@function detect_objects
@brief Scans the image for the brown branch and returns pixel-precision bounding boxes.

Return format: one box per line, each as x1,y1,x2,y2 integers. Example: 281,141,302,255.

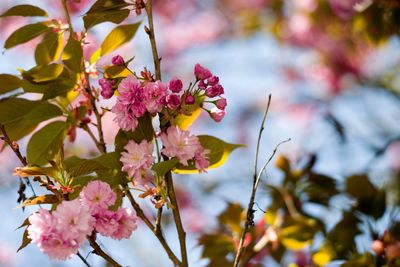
144,0,188,264
144,0,161,81
81,124,105,154
124,188,183,266
164,170,188,266
88,235,122,267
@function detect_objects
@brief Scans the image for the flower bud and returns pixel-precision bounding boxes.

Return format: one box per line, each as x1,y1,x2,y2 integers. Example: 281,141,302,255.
169,77,183,93
166,94,181,110
215,98,227,110
112,55,125,66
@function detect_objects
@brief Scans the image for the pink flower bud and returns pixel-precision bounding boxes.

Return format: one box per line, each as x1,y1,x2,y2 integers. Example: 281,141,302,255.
166,94,181,110
210,108,225,122
208,76,219,86
198,79,207,90
169,77,183,93
99,78,114,99
215,98,227,110
185,94,195,105
112,55,125,66
194,63,212,80
205,84,224,98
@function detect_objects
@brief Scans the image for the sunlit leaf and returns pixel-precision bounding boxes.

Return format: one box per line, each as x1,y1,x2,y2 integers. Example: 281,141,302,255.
100,23,141,56
174,135,244,174
83,0,130,29
17,228,31,252
4,22,49,49
27,121,68,165
62,37,82,73
217,202,244,234
35,32,64,65
1,4,47,17
312,243,336,266
104,64,131,78
173,95,205,130
0,74,21,94
21,194,58,207
31,63,64,83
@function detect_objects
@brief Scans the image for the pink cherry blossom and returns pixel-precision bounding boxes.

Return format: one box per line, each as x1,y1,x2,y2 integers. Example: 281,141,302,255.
144,81,168,113
194,149,210,172
93,209,121,237
161,126,206,166
53,199,94,242
208,76,219,86
120,140,154,179
194,63,212,80
79,180,117,214
112,101,139,131
110,207,138,240
28,209,80,260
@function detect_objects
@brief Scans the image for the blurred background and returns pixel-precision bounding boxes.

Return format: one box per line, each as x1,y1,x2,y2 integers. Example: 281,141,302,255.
0,0,399,266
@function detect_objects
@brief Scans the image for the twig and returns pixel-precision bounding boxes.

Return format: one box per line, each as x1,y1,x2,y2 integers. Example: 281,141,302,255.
155,206,163,235
232,94,271,266
0,123,35,203
81,124,104,154
232,94,290,267
144,0,161,81
124,188,183,266
77,251,91,267
88,235,122,267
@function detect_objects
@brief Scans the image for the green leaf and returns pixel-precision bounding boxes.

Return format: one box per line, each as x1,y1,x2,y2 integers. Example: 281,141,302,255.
152,158,179,177
27,121,68,165
346,175,376,199
340,253,375,267
83,0,131,29
17,228,31,252
31,63,64,83
14,165,58,178
104,64,131,78
280,217,321,250
174,135,244,174
4,22,49,49
1,4,48,17
115,113,154,152
198,233,235,260
21,194,58,207
67,159,108,177
0,74,21,94
35,32,64,65
312,243,336,266
93,152,122,170
22,103,63,125
62,37,83,73
100,23,141,56
0,98,38,140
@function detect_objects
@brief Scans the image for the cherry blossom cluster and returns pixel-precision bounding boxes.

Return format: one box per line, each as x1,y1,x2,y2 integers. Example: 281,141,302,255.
27,181,137,260
99,59,227,129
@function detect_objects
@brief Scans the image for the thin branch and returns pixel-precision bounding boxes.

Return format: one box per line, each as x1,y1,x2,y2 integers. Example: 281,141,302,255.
164,171,188,267
233,94,290,267
232,94,271,266
81,124,104,154
88,235,122,267
144,0,188,265
144,0,161,80
77,251,91,267
124,188,183,266
155,206,163,235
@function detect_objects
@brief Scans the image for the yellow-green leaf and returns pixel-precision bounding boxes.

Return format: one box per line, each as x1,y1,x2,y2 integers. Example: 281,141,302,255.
27,121,68,165
31,63,64,83
152,158,180,177
21,194,58,207
312,243,336,266
174,135,244,174
62,37,83,73
35,32,64,65
83,0,131,29
104,65,131,78
4,22,49,49
100,23,141,56
1,4,48,17
174,107,203,131
0,74,21,94
17,228,31,252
